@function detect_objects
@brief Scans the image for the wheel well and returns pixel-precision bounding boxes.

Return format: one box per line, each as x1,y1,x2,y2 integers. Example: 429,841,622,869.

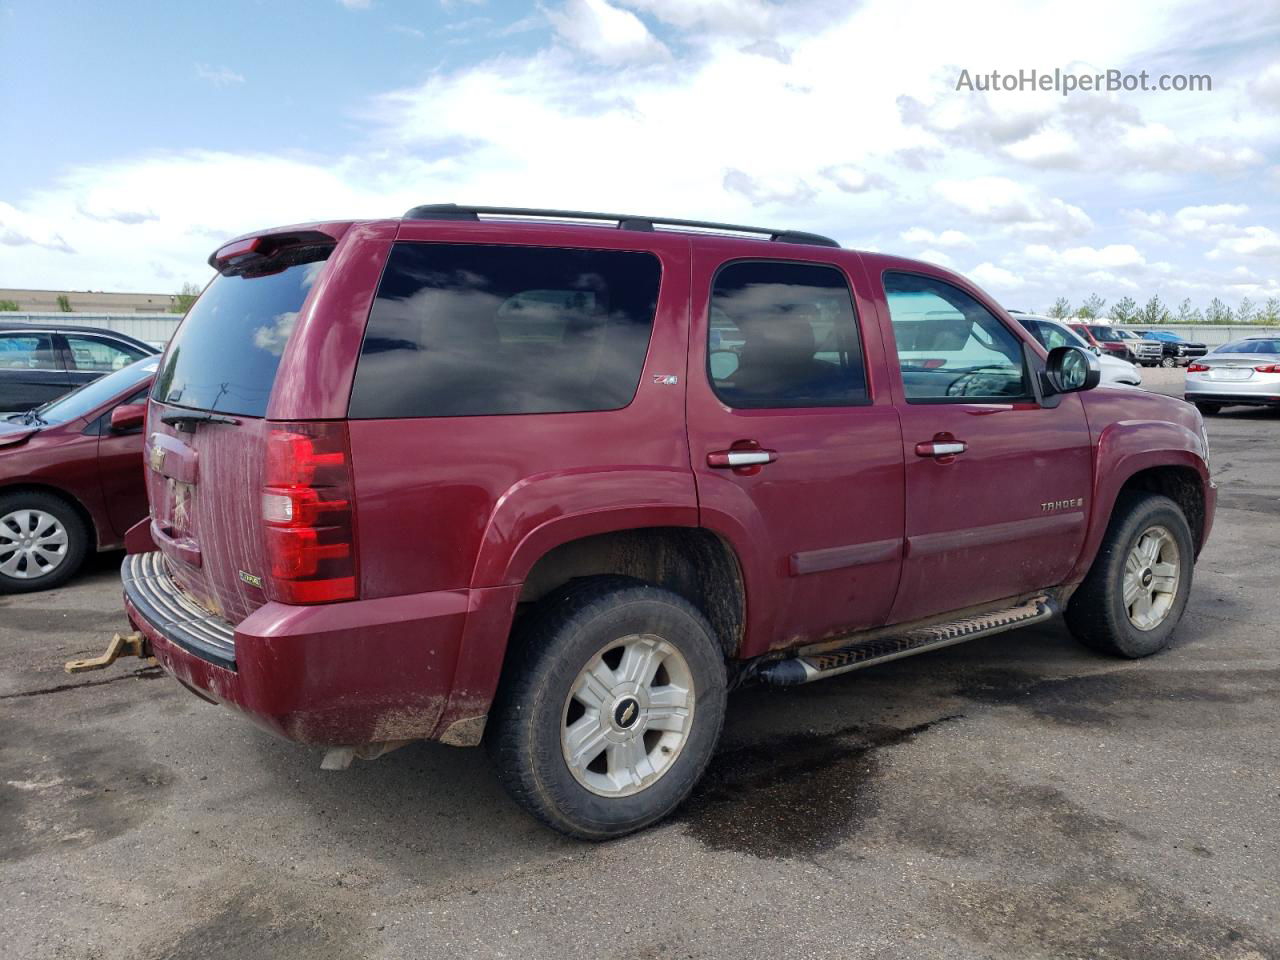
1119,467,1206,552
519,527,746,658
0,482,98,548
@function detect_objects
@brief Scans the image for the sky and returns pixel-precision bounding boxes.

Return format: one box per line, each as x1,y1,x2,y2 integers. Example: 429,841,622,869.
1,0,1277,315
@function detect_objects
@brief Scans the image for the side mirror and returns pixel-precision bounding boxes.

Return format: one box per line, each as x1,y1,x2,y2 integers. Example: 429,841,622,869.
1043,345,1101,395
109,403,146,433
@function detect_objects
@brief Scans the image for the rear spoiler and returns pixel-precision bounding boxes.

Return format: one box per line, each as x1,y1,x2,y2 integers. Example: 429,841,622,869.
208,229,337,276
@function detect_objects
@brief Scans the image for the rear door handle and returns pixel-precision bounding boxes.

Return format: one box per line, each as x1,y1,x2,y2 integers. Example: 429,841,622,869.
915,440,967,458
707,448,777,468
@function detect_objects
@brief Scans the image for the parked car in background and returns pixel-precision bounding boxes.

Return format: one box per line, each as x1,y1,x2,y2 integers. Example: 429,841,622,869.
1013,315,1142,387
1136,330,1208,367
0,356,157,592
1184,336,1280,415
1069,323,1162,366
0,321,158,413
108,205,1213,839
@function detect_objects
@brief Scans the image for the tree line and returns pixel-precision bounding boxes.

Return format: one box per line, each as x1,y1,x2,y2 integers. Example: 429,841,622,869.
1043,294,1280,326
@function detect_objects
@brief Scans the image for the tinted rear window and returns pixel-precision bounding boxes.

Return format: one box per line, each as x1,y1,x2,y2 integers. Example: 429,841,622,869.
348,243,661,418
152,246,331,416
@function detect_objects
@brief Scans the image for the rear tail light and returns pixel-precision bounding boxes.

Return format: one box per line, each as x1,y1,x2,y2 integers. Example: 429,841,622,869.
1254,363,1280,373
262,422,357,604
1187,363,1209,372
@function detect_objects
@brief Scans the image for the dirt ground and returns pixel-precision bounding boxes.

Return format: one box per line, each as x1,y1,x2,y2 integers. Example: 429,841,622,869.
2,370,1277,959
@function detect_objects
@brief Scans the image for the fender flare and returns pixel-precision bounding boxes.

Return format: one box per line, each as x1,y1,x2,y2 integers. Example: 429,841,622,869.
1067,419,1210,583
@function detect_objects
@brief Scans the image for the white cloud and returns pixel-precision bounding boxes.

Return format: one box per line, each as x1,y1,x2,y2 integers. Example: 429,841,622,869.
1209,226,1280,261
900,227,973,249
545,0,669,64
1249,61,1280,109
933,177,1092,237
1026,243,1146,271
195,64,245,87
0,201,74,254
970,262,1024,290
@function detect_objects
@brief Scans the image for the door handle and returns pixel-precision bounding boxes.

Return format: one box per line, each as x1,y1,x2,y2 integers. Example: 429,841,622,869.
707,448,777,468
915,440,967,458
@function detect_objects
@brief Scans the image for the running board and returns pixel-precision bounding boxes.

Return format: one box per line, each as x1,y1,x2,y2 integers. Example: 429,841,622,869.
758,595,1056,686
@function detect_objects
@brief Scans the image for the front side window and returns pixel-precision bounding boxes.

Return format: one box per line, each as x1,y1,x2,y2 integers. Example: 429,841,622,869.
708,260,867,409
884,273,1028,401
0,333,59,371
349,243,661,418
65,335,144,372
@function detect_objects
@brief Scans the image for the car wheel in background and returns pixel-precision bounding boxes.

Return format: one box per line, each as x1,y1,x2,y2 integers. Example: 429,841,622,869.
487,576,727,839
1160,356,1176,368
1065,492,1194,659
1193,402,1221,416
0,491,90,593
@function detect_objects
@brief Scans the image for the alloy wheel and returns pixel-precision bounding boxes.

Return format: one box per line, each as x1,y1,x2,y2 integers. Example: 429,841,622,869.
1122,525,1180,631
561,634,695,798
0,508,70,580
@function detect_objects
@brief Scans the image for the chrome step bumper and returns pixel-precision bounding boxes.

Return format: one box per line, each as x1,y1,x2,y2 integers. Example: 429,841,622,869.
122,551,237,670
759,595,1056,686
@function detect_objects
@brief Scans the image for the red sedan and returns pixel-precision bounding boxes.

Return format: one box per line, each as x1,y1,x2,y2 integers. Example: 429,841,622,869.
0,356,157,592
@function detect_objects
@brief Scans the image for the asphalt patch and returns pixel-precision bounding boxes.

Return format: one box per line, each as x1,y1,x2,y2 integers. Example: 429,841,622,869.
679,715,962,859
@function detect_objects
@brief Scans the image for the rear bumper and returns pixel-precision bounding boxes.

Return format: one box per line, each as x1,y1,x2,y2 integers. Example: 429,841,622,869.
124,551,518,746
1184,376,1280,404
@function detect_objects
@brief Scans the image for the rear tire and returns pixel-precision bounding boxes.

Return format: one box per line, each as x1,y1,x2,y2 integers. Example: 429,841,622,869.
487,576,727,839
1193,402,1221,416
0,491,90,594
1065,492,1194,658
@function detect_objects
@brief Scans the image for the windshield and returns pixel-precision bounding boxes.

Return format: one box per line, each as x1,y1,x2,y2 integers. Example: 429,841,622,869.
1215,339,1280,354
30,356,159,424
1028,319,1090,351
152,244,332,416
1087,325,1123,342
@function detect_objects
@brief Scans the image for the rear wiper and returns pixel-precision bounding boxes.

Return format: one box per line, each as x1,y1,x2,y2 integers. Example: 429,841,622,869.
160,410,240,428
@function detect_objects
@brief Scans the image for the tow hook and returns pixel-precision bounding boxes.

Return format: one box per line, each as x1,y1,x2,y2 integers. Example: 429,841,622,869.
64,632,153,674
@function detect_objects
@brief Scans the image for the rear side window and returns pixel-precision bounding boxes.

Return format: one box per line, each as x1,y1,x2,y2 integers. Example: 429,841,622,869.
152,245,332,417
708,260,867,409
65,335,144,372
348,243,661,418
0,333,58,370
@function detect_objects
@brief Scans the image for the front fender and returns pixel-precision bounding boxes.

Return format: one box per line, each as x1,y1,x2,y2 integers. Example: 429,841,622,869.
1068,418,1212,583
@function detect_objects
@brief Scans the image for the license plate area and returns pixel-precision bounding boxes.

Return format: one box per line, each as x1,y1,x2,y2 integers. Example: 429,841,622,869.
1210,368,1253,381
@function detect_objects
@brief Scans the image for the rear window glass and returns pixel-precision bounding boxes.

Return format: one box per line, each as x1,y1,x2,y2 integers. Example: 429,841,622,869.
348,243,661,418
151,246,331,416
1216,339,1279,354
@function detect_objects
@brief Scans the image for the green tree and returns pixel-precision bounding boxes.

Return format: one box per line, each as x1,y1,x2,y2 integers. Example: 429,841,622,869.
1110,296,1137,323
56,294,73,312
1047,296,1072,319
1075,293,1106,319
1260,297,1280,325
1138,295,1169,327
0,299,20,311
1175,298,1202,324
1236,297,1256,324
171,281,202,314
1204,297,1233,324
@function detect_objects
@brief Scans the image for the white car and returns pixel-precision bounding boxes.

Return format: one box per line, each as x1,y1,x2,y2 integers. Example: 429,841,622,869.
1012,314,1142,387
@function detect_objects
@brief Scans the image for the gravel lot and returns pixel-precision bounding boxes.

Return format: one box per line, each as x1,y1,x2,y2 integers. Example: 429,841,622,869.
3,369,1277,960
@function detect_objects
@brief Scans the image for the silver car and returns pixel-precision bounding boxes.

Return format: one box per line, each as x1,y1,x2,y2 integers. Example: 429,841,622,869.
1184,336,1280,414
1013,315,1143,387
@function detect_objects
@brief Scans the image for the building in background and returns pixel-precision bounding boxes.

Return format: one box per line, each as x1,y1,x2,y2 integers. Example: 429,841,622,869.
0,287,182,313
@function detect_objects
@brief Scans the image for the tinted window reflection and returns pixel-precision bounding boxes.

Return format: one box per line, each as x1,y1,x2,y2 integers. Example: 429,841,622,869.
152,248,331,417
709,261,867,409
349,243,661,418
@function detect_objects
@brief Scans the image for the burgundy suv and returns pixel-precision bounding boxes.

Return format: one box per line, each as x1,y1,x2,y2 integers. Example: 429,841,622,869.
118,205,1214,838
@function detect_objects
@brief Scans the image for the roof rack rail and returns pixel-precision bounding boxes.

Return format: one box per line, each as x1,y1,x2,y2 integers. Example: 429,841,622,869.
401,203,840,248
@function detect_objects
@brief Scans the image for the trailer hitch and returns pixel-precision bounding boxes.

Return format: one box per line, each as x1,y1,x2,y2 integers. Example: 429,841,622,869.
65,632,153,674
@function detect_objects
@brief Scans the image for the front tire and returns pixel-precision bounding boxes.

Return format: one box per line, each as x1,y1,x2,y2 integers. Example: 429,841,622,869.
1065,492,1194,658
1160,356,1176,368
0,491,90,593
487,577,727,839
